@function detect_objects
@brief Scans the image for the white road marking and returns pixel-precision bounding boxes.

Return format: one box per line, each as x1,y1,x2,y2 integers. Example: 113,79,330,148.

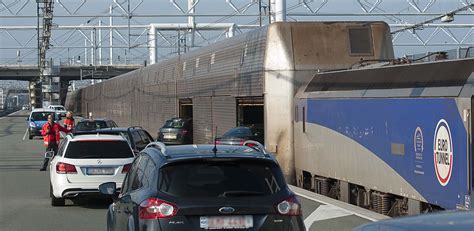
304,204,352,229
290,185,388,222
22,128,28,140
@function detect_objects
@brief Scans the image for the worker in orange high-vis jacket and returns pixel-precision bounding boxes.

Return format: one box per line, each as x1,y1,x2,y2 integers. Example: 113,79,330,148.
40,114,71,171
63,111,75,131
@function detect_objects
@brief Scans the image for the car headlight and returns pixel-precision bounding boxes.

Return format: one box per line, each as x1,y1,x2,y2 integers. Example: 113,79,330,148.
29,122,36,127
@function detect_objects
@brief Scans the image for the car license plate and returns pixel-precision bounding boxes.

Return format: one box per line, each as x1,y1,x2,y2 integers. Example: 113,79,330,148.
164,133,177,139
86,167,114,175
200,215,253,229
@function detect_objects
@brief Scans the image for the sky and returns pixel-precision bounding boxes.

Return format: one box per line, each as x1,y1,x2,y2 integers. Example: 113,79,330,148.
0,0,472,65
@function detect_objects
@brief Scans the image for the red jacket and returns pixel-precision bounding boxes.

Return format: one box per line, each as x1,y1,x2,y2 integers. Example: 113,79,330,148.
41,122,70,147
64,117,75,130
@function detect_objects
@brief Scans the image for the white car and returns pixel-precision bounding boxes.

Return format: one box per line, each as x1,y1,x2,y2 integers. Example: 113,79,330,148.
48,133,135,206
48,105,67,117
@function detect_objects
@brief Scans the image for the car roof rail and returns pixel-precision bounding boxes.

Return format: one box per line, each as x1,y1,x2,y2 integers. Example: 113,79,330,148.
145,141,169,159
242,140,271,158
127,126,143,132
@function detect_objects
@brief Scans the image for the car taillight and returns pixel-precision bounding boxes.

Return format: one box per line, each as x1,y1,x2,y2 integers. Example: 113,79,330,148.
181,129,188,135
139,198,178,219
122,164,131,173
240,140,255,147
56,162,77,174
215,140,222,144
276,196,301,216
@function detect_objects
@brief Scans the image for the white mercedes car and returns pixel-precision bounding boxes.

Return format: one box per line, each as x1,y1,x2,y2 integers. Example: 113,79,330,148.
47,133,135,206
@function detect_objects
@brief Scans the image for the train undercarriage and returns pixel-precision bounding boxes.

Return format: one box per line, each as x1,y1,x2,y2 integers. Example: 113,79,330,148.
296,170,443,217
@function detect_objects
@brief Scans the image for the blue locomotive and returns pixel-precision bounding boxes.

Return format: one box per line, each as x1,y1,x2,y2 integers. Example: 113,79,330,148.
294,58,474,215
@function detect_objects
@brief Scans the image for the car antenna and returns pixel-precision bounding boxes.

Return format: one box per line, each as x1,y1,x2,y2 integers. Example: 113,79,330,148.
212,126,218,157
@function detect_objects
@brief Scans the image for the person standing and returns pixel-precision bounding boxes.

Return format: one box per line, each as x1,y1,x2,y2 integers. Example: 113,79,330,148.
63,111,75,131
40,114,71,171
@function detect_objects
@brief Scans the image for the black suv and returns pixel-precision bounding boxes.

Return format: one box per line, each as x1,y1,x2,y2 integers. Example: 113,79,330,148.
157,118,193,145
99,142,304,231
95,127,154,152
74,118,118,132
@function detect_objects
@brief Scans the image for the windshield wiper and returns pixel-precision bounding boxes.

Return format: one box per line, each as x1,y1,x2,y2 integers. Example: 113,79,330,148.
219,191,265,197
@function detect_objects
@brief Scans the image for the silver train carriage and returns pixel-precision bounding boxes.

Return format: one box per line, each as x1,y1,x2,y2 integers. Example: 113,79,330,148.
66,21,395,181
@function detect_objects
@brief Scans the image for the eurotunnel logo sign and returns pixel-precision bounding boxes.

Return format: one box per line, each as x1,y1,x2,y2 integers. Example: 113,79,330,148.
414,127,423,153
433,119,453,186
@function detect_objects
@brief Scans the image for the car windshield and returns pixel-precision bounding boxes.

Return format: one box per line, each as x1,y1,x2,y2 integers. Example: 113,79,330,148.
65,140,133,159
222,127,253,138
31,112,54,121
55,106,65,110
158,160,285,198
75,121,108,131
163,119,185,128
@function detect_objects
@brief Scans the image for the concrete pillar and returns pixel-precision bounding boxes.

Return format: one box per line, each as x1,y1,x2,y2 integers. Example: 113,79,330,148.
272,0,286,22
99,20,102,66
148,24,157,65
91,30,95,66
109,5,113,65
188,0,196,48
227,24,236,38
84,39,88,65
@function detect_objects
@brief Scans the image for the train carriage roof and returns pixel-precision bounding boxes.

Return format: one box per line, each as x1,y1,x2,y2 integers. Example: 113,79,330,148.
298,58,474,99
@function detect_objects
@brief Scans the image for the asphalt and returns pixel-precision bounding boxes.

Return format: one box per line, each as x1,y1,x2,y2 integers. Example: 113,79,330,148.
0,110,110,230
0,110,387,231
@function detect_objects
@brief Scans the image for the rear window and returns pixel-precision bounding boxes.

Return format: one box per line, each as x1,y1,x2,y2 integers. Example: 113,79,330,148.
158,160,285,198
65,140,133,159
31,112,55,121
222,127,253,138
163,119,185,128
76,121,108,131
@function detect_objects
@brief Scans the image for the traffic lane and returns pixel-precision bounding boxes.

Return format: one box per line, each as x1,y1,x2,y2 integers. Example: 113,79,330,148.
1,110,383,231
291,186,388,231
0,111,108,230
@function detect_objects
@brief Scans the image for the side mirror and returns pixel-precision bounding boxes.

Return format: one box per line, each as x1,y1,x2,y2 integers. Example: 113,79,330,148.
133,149,140,155
44,151,55,158
99,182,117,197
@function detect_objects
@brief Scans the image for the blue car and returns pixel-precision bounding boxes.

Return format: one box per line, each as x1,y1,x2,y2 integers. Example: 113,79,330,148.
354,210,474,231
26,108,61,140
